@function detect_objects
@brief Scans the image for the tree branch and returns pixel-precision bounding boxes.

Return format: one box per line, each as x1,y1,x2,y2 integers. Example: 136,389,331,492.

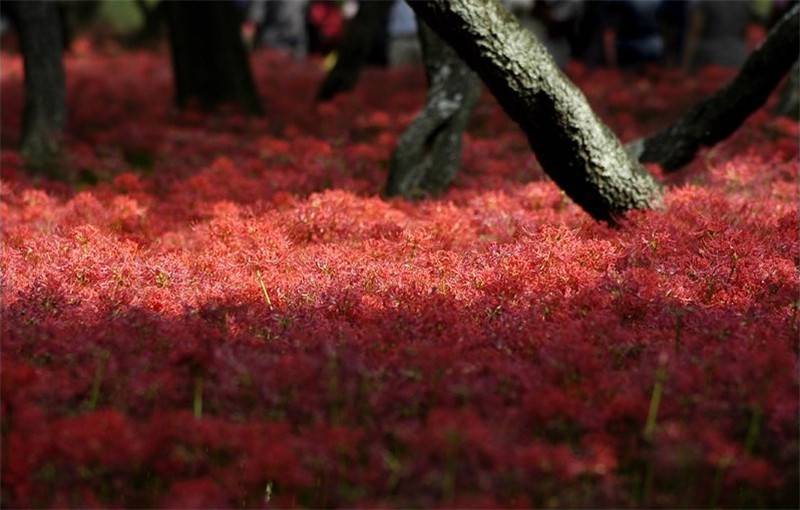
636,4,799,171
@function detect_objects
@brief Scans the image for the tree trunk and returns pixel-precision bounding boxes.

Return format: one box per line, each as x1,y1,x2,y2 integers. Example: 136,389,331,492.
407,0,662,223
164,0,262,114
774,61,799,119
385,21,481,198
316,1,393,102
634,4,799,171
128,0,165,47
60,1,101,50
15,1,67,175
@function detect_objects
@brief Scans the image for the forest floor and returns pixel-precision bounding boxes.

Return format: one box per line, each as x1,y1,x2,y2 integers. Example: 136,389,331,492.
1,47,798,508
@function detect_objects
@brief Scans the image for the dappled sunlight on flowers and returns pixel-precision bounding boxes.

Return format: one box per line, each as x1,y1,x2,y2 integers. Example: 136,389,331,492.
1,46,797,507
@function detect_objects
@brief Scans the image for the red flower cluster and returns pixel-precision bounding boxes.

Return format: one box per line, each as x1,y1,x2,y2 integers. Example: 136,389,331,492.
1,45,797,508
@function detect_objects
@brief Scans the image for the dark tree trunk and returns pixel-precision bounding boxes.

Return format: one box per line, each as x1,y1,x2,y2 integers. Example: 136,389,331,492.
164,0,262,114
386,21,480,198
634,4,799,171
407,0,662,223
316,1,393,102
775,61,799,119
14,1,67,175
129,0,165,46
60,1,101,50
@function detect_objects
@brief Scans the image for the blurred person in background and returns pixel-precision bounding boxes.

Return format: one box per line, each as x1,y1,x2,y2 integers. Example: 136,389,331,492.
387,0,420,66
529,0,584,68
602,0,665,70
572,0,665,70
251,0,309,57
571,0,608,66
682,0,755,70
657,0,689,67
306,0,345,57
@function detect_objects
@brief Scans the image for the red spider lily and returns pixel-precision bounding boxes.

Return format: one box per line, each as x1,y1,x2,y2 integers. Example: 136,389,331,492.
1,43,797,508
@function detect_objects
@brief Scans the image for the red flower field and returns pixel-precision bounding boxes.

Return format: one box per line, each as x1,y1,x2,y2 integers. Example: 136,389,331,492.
1,46,798,508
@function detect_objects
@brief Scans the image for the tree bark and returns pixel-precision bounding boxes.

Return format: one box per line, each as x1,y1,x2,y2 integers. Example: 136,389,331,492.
385,21,481,198
634,4,799,171
164,0,262,114
15,1,67,175
407,0,662,223
316,1,393,102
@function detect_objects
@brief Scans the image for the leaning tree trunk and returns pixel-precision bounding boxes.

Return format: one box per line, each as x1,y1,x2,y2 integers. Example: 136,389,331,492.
774,61,799,119
316,1,393,102
385,21,481,198
634,4,799,171
15,1,67,175
164,0,262,114
407,0,662,223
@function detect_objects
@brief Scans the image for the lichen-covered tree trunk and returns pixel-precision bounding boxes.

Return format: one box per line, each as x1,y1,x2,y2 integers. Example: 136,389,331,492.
385,21,480,198
15,1,67,175
165,1,262,114
774,61,799,119
407,0,662,223
634,4,799,170
316,1,393,102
